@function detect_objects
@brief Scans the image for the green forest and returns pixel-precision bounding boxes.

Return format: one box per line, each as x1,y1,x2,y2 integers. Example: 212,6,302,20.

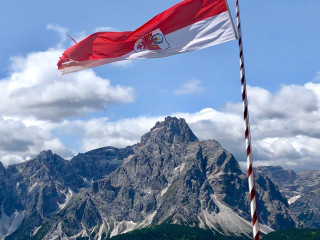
108,225,320,240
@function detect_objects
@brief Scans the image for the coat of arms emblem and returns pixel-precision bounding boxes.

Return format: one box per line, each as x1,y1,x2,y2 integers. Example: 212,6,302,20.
134,28,170,52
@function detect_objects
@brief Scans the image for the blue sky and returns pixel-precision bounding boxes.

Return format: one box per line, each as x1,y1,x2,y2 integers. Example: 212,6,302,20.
0,0,320,171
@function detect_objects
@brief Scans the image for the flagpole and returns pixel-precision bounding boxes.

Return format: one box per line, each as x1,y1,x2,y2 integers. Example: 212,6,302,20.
235,0,261,239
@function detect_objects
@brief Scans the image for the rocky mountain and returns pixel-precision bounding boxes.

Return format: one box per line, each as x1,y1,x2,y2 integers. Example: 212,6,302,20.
256,166,320,229
70,146,134,181
4,117,316,239
1,147,131,240
18,117,297,240
290,190,320,229
1,151,85,240
255,166,297,199
255,166,320,200
0,162,24,240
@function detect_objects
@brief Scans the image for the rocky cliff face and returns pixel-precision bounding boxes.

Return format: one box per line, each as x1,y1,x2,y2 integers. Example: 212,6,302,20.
290,190,320,229
26,117,298,240
2,151,86,240
289,171,320,229
255,166,320,200
255,166,320,229
70,146,134,181
0,162,25,240
255,176,301,229
1,147,131,240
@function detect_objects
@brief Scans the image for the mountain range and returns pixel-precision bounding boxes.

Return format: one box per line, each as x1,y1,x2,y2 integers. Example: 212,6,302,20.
255,166,320,229
0,117,318,240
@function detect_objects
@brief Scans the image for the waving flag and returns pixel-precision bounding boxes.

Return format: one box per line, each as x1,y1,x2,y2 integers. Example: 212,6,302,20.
58,0,236,74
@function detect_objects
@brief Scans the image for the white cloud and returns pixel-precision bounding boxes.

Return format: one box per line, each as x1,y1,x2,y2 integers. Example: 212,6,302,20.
3,79,320,171
0,117,72,167
61,116,164,152
0,48,135,122
56,108,243,163
0,23,136,166
56,81,320,171
174,79,204,95
223,82,320,170
47,24,69,48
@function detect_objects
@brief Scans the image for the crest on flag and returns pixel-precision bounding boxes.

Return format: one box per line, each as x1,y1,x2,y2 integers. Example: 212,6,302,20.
134,28,170,52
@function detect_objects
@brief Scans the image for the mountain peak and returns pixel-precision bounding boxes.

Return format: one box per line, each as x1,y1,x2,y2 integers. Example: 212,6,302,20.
38,150,54,159
0,161,5,176
141,117,198,145
255,166,297,186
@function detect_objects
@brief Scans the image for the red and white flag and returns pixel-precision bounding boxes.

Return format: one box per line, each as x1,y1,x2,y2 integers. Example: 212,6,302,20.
58,0,236,74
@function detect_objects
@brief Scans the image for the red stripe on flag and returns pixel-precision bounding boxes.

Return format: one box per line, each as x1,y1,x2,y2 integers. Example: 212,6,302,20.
139,0,228,36
60,31,133,63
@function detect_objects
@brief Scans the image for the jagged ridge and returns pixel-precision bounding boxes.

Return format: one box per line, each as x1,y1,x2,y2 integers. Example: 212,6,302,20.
1,117,302,240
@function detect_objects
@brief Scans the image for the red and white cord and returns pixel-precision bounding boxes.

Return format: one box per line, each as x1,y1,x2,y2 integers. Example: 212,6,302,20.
236,0,260,239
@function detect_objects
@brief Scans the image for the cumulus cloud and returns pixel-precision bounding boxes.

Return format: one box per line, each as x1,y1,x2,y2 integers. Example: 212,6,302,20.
0,117,72,167
60,116,164,152
54,82,320,171
0,49,135,122
0,23,136,165
2,81,320,171
174,79,204,95
224,83,320,170
55,109,243,155
54,108,247,167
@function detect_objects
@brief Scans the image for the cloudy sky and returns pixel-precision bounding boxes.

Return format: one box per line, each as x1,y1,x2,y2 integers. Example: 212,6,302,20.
0,0,319,171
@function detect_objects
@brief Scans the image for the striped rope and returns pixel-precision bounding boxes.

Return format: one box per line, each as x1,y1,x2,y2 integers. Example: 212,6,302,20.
235,0,260,239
